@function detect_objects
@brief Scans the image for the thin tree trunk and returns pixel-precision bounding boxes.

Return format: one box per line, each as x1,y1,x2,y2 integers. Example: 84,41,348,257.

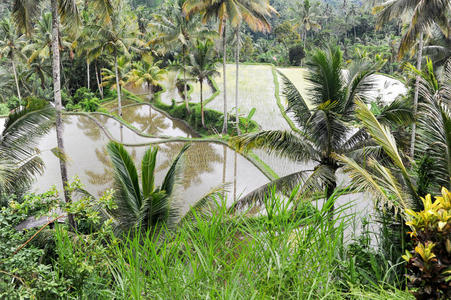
200,79,205,128
235,25,241,135
326,180,337,222
222,19,228,134
51,0,76,231
114,54,122,117
11,58,21,100
410,32,424,158
95,63,103,99
222,144,227,198
86,60,90,90
183,44,190,113
233,149,237,202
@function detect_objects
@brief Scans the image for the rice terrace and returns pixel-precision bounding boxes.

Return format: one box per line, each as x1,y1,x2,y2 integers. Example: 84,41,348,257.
0,0,450,299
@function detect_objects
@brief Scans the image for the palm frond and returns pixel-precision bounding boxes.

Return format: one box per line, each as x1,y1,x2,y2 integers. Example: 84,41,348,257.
160,143,190,196
278,70,311,127
355,100,419,201
231,130,318,163
230,170,313,212
141,147,158,199
107,142,142,218
377,98,414,126
179,184,226,224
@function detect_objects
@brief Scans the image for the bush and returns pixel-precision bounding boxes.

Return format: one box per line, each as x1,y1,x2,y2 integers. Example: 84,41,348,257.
288,44,305,66
6,96,26,110
65,88,100,112
402,188,451,299
0,190,70,298
0,103,9,115
163,103,259,136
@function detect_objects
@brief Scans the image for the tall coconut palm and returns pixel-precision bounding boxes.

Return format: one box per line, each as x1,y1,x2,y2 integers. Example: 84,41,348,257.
89,2,144,117
0,16,26,100
107,142,221,233
150,0,216,114
12,0,113,230
127,55,166,100
291,0,321,49
232,46,382,213
101,55,131,103
189,39,220,128
183,0,276,134
0,100,55,201
373,0,451,158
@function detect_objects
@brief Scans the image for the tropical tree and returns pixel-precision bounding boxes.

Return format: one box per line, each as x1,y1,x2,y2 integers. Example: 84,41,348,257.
291,0,321,49
151,0,216,114
232,46,382,213
338,59,451,213
0,16,26,100
12,0,113,230
106,142,220,233
373,0,451,158
183,0,276,134
88,0,144,117
423,24,451,70
127,55,166,99
0,100,55,202
189,39,219,128
101,55,131,103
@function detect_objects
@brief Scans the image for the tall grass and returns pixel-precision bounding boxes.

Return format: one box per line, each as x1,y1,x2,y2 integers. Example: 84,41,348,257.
104,192,412,299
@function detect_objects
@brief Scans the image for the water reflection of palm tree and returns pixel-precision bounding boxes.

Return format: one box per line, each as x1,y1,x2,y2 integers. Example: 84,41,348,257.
85,146,138,196
121,105,170,136
76,116,102,141
157,142,223,189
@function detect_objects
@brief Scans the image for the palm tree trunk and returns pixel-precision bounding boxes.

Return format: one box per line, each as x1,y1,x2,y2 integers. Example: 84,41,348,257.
86,59,90,90
114,53,122,117
410,32,424,158
222,19,228,134
233,149,237,202
200,80,205,128
235,25,241,135
51,0,76,231
11,58,21,100
222,144,227,198
95,63,103,99
183,45,190,114
326,180,337,222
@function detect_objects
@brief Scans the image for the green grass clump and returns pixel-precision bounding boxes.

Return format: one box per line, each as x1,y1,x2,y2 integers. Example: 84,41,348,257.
105,193,408,299
2,188,412,299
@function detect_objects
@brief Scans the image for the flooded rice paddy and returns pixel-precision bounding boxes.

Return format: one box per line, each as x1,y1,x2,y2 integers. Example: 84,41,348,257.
12,64,406,216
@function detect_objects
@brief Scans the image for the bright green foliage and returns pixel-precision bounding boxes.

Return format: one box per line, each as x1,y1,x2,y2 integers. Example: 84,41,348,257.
403,188,451,299
232,46,381,210
0,101,55,199
127,56,166,96
106,141,190,233
66,87,101,112
189,39,219,127
0,190,70,298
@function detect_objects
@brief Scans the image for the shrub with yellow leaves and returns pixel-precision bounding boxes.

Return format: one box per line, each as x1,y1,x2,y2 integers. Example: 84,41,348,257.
402,187,451,299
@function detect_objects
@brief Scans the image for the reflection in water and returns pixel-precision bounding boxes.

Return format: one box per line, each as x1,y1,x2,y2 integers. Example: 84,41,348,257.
31,114,269,211
155,142,223,189
90,114,156,144
120,104,195,137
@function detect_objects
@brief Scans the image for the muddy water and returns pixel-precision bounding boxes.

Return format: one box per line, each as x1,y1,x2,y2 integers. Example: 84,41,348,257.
119,104,195,138
24,114,268,211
